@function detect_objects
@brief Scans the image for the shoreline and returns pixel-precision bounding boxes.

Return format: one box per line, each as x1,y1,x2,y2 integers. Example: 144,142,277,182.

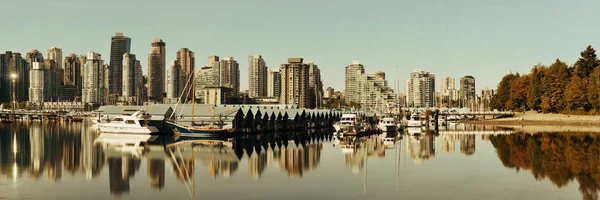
464,111,600,129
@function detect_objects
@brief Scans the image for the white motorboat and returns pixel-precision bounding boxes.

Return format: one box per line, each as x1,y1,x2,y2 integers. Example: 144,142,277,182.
407,113,422,127
96,111,159,134
378,117,398,132
337,113,364,135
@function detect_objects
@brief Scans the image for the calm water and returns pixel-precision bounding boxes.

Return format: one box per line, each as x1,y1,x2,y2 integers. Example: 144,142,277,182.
0,121,597,200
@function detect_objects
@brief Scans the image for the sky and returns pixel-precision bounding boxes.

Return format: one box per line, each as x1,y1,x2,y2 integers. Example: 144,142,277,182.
1,0,600,94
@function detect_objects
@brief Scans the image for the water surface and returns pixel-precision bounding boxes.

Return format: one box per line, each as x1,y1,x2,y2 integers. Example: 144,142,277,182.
0,121,596,200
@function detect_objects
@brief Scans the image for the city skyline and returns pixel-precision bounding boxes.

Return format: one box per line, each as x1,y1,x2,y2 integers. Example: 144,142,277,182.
3,1,600,91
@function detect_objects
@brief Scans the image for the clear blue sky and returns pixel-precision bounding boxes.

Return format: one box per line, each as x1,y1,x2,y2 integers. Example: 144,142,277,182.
1,0,599,93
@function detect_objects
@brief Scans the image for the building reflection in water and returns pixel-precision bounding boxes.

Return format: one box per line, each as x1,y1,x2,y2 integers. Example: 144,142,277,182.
333,134,387,173
0,121,104,182
406,134,435,164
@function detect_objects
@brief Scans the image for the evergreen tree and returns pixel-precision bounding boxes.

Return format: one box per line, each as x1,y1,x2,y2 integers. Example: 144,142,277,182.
564,75,589,111
491,73,518,110
507,75,530,111
587,67,600,111
540,59,570,113
526,64,545,110
574,45,600,78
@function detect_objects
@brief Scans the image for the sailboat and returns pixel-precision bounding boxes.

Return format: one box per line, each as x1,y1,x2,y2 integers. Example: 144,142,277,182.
167,71,229,138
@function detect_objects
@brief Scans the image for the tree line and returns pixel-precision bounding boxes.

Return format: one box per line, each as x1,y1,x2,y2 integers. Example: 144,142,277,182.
491,45,600,114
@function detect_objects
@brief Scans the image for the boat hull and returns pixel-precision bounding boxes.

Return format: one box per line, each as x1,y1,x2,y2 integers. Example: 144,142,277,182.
97,125,159,134
169,122,228,138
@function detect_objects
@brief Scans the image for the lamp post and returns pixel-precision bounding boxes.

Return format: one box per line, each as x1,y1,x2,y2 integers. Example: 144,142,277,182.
10,73,17,122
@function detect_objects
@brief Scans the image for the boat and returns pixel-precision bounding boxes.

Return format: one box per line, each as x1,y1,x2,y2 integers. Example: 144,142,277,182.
407,113,422,127
378,117,398,132
337,113,364,135
167,72,229,138
96,111,159,134
168,121,229,138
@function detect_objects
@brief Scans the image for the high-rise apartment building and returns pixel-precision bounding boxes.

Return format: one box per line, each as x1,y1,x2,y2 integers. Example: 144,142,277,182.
196,65,220,103
82,52,108,105
176,48,195,101
0,51,29,102
307,61,323,108
64,54,81,86
25,49,44,64
108,33,131,96
267,69,281,98
219,57,239,98
343,61,398,112
208,55,219,68
148,39,166,102
45,47,63,69
344,60,365,104
167,61,186,100
29,62,57,103
460,76,476,107
280,58,310,108
324,87,334,98
122,53,139,101
248,55,267,98
440,76,458,107
407,69,435,108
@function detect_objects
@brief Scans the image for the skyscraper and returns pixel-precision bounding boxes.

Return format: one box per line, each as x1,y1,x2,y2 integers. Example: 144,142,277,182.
196,65,220,103
280,58,310,108
460,75,476,108
148,39,165,102
134,60,144,105
219,57,239,98
29,62,57,103
307,61,323,108
45,47,63,69
122,53,138,101
108,33,131,96
25,49,44,65
82,52,108,105
248,55,267,98
176,48,195,101
407,70,435,108
440,76,458,108
0,51,29,102
344,60,365,104
46,47,64,88
167,61,186,100
267,69,281,98
44,59,61,98
343,61,397,112
64,54,81,86
208,55,219,67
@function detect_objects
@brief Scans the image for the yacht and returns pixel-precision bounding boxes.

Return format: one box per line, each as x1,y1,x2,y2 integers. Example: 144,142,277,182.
407,113,422,127
378,117,398,132
96,111,159,134
336,113,364,135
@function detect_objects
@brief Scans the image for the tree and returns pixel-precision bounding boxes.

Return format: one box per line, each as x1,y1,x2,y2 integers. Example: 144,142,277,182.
540,59,570,113
564,75,589,111
507,75,530,111
527,64,545,110
587,67,600,111
491,73,518,110
574,45,600,78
